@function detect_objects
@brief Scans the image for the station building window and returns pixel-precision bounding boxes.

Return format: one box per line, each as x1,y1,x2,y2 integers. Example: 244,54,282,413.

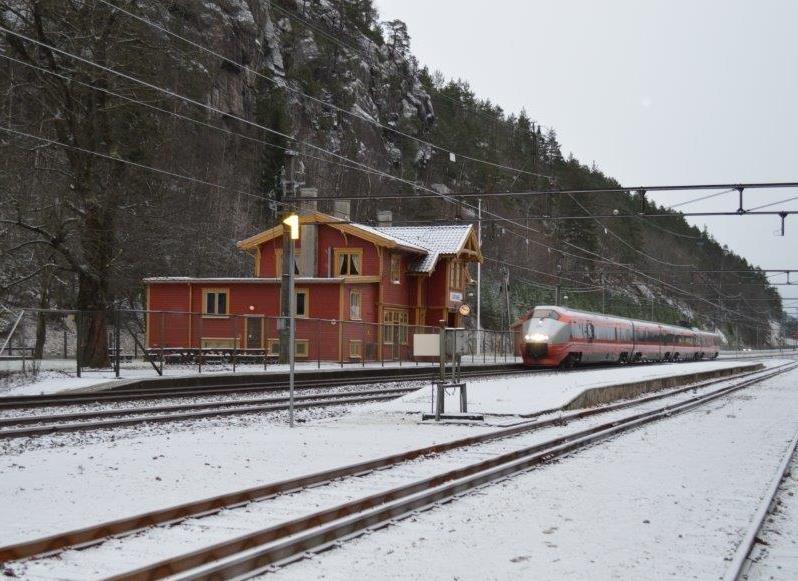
350,290,362,320
266,339,309,357
390,254,401,284
275,249,300,276
383,309,409,344
202,288,229,316
334,249,363,276
295,289,309,318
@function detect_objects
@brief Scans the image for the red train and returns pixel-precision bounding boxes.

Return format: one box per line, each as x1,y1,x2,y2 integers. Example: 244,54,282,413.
517,306,722,367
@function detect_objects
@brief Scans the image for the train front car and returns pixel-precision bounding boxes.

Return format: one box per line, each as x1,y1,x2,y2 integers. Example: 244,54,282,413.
520,306,571,366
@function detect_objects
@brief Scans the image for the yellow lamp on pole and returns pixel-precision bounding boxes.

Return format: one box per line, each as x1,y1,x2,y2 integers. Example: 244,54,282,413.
282,213,300,240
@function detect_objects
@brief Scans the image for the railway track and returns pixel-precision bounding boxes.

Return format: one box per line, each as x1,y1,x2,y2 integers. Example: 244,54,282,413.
2,355,780,411
721,424,798,581
0,386,418,439
2,362,793,579
0,364,528,410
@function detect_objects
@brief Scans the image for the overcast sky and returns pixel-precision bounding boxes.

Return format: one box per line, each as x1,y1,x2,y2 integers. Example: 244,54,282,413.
375,0,798,301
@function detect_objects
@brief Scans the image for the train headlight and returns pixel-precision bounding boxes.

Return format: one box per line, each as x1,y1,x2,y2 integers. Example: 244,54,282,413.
525,333,549,342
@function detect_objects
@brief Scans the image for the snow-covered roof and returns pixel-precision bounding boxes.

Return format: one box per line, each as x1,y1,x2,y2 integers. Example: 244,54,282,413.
347,222,427,253
371,224,474,273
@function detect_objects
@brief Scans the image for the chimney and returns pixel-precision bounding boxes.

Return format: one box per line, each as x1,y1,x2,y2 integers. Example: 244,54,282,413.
333,199,351,221
298,188,317,277
299,188,318,212
377,210,393,227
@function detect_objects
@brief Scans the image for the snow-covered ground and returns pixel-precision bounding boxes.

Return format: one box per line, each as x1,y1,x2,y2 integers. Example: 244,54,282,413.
0,362,791,552
267,367,798,581
0,408,497,546
369,359,772,416
3,363,795,579
745,450,798,580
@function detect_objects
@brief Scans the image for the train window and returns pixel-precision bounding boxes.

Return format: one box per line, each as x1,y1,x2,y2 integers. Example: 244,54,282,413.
532,309,560,320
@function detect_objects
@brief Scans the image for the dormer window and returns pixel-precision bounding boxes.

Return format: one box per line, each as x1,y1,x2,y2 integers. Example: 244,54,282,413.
334,249,362,276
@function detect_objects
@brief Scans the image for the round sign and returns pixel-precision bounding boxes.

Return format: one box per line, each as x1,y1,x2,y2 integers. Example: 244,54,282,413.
458,303,472,317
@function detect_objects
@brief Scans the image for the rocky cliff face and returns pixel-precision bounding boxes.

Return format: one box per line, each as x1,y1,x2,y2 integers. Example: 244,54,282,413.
166,0,435,195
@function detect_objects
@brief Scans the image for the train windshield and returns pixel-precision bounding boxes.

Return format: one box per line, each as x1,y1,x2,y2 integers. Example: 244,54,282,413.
532,309,560,320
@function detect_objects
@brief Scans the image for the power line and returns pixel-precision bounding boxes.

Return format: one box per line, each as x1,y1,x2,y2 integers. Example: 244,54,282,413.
565,192,694,268
263,0,525,130
0,24,774,326
748,194,798,211
0,125,263,202
0,51,388,183
669,188,736,209
96,0,551,180
284,182,798,201
0,24,473,210
527,211,798,220
483,256,597,290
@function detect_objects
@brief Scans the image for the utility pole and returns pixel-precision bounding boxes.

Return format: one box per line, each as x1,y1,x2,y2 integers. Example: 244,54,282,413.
279,150,299,428
503,267,511,329
279,151,298,365
281,213,300,427
476,198,482,333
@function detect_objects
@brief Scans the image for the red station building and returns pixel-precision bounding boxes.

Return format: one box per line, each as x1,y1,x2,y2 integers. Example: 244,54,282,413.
144,205,482,363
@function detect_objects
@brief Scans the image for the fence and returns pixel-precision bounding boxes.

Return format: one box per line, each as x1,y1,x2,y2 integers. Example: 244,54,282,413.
0,308,521,378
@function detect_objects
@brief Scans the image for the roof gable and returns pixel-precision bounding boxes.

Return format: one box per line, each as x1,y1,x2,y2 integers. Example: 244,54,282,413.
236,210,482,274
236,210,426,253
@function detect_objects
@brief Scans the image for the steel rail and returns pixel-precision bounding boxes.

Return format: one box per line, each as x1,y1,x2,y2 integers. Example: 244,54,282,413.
0,365,527,409
0,364,772,564
0,387,418,429
140,363,798,581
721,427,798,581
0,391,411,440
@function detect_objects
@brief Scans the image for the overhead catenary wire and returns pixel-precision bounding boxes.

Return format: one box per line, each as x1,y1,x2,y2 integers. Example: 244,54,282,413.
668,188,736,209
0,24,776,327
263,0,527,131
565,193,695,268
96,0,552,180
282,183,798,201
748,194,798,211
483,256,598,290
0,51,391,183
0,125,263,203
